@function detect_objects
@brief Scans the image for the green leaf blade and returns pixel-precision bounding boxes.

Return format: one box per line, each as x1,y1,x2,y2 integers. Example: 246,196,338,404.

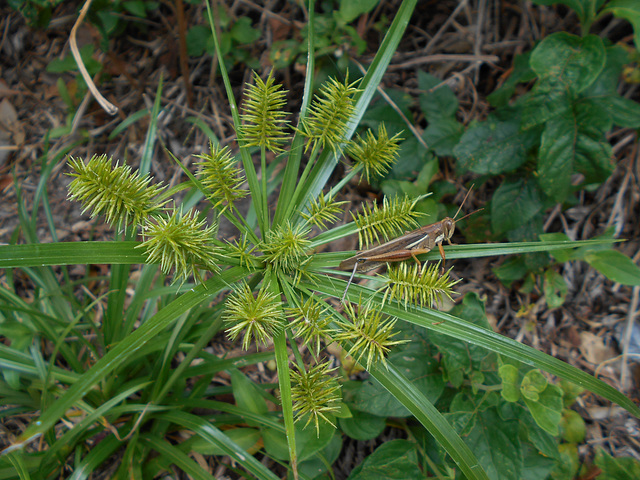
585,250,640,285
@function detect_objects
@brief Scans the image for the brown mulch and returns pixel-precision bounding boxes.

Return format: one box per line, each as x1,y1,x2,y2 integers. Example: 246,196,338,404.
1,0,639,476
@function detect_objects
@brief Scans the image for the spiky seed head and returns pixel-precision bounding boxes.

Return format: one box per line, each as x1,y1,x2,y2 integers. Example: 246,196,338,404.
353,196,423,249
298,75,360,153
334,303,407,370
137,208,219,285
286,296,334,355
301,194,347,230
290,362,341,436
347,124,403,182
260,221,311,273
225,235,258,271
241,70,290,153
224,282,284,351
67,154,167,228
194,142,248,213
381,262,460,309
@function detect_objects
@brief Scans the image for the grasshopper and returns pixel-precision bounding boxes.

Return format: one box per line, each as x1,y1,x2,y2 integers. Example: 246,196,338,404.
340,188,476,302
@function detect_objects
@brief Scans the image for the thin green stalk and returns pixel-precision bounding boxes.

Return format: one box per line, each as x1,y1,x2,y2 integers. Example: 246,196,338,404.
204,0,266,235
273,330,297,479
279,275,309,369
287,142,322,223
296,0,418,209
272,0,315,227
139,75,163,174
261,145,269,226
262,269,298,479
327,164,362,199
155,314,224,402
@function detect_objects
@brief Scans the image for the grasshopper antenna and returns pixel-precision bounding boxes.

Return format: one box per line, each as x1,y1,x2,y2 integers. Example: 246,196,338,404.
452,184,474,221
454,208,483,224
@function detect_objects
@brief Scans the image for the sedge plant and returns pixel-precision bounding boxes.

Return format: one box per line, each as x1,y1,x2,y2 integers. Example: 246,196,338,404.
1,1,639,479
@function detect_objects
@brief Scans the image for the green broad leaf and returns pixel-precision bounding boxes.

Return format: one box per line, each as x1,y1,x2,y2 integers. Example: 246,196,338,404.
387,137,429,180
530,33,606,94
447,392,482,436
469,370,486,394
491,178,543,234
415,154,439,189
414,197,440,222
520,78,572,129
462,408,523,480
454,117,537,174
423,116,464,156
573,100,615,184
298,434,342,479
581,44,631,96
190,428,260,455
505,404,559,460
595,447,640,480
493,257,530,287
186,25,211,57
488,52,536,107
499,365,521,402
574,96,615,132
540,233,573,263
523,382,563,436
380,179,423,199
603,0,640,50
559,409,586,443
559,378,585,407
47,44,101,76
521,446,557,480
551,443,580,480
348,440,422,479
353,334,445,417
230,369,268,419
338,0,378,23
361,89,413,132
430,293,496,388
521,370,548,402
418,71,459,119
230,17,261,44
543,269,568,309
262,420,335,462
594,93,640,128
577,44,639,128
338,409,386,441
123,1,149,17
537,112,575,201
585,250,640,285
537,98,614,201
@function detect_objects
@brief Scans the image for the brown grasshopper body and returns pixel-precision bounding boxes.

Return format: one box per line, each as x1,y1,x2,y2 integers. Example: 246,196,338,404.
340,188,476,302
339,217,455,273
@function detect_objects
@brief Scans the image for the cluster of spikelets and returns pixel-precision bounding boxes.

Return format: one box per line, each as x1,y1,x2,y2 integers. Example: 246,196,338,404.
65,71,461,436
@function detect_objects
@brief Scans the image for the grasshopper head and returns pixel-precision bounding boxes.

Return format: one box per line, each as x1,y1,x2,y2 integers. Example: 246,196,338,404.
442,217,455,240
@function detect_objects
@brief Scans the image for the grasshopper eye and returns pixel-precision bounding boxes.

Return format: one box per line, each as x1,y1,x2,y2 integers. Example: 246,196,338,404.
444,218,455,235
